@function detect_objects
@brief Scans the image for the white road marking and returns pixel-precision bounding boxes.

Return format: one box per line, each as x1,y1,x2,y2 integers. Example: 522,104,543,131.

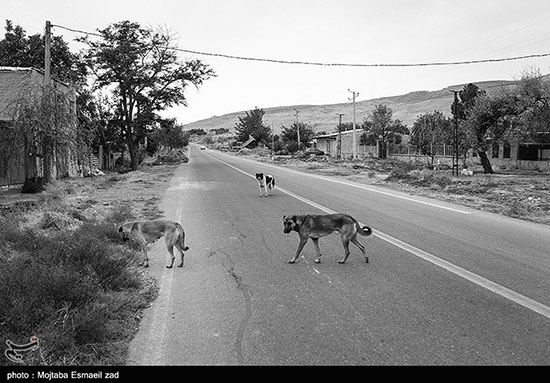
207,151,550,321
217,151,471,215
136,157,188,365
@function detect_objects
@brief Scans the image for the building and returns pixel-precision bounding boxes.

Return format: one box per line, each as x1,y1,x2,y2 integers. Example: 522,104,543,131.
490,141,550,171
0,67,79,188
311,130,378,159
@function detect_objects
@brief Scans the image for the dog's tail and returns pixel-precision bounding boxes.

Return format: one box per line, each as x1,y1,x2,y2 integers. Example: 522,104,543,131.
176,223,190,251
355,220,373,236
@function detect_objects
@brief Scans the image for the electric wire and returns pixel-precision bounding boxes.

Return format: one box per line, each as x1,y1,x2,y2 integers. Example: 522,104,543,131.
51,23,550,68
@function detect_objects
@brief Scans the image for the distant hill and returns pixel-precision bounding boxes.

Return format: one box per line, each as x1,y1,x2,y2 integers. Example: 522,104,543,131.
182,79,519,135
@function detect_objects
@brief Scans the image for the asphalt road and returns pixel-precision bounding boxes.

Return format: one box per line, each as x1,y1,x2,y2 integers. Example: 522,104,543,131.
127,144,550,365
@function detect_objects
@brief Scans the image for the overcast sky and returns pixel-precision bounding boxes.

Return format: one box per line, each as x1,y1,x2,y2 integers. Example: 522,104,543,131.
3,0,550,124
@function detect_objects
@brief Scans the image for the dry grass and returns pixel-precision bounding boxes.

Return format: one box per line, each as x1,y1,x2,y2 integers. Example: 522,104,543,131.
0,159,181,366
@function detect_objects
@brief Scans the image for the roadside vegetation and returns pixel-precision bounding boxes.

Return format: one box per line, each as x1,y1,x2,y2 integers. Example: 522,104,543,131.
0,154,185,366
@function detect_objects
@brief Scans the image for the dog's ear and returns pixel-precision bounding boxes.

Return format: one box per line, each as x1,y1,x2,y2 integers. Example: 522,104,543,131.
118,226,123,233
283,215,286,220
291,215,297,223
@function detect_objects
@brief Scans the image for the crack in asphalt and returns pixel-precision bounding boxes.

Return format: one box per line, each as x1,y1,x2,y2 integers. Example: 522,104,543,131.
215,248,252,365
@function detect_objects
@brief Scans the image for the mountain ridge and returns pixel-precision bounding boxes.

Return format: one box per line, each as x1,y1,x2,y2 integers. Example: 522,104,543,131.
182,78,519,135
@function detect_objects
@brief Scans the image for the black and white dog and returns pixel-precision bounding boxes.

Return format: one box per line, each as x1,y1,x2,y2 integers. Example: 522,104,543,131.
255,173,275,197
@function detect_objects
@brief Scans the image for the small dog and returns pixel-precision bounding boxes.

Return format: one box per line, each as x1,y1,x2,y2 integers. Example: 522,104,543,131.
256,173,275,197
283,214,372,264
118,219,189,268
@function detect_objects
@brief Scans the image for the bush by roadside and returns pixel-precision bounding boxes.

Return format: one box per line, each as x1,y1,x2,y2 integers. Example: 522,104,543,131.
0,205,158,365
0,159,181,366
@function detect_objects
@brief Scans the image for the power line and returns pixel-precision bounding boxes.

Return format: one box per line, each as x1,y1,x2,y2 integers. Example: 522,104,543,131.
173,49,550,68
51,22,550,68
51,23,102,38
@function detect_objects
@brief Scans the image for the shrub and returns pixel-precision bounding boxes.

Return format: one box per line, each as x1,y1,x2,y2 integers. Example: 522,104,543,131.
0,213,157,366
386,162,417,182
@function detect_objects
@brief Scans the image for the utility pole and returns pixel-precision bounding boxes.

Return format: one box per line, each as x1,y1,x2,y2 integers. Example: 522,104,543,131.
451,90,460,177
293,108,301,150
337,113,344,160
271,124,275,161
44,20,52,86
348,89,359,160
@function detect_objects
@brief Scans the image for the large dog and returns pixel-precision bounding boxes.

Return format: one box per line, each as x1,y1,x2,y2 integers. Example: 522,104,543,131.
118,219,189,268
256,173,275,197
283,214,372,264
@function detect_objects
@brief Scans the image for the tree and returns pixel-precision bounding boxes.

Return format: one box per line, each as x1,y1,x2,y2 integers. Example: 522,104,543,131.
0,20,87,85
151,118,189,151
452,83,498,173
0,21,92,186
78,21,215,170
280,122,316,152
234,107,271,148
462,93,515,174
410,111,452,166
510,68,550,143
361,104,409,158
187,128,207,136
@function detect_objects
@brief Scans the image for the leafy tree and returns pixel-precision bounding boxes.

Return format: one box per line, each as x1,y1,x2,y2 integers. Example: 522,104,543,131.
0,21,88,186
361,104,409,158
187,128,207,136
410,111,452,166
463,93,516,174
0,20,87,85
280,121,316,152
453,83,486,120
210,127,230,135
151,118,189,151
234,107,271,148
510,68,550,143
452,83,496,173
77,91,125,161
78,20,215,170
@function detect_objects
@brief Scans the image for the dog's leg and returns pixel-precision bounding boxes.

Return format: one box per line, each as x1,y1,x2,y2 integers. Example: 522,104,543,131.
174,243,186,268
288,238,308,263
338,235,351,264
139,242,150,268
312,238,322,263
175,224,189,267
351,237,368,263
165,244,176,269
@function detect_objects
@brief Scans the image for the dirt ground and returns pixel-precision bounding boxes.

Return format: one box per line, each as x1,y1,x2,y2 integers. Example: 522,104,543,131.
0,164,177,225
